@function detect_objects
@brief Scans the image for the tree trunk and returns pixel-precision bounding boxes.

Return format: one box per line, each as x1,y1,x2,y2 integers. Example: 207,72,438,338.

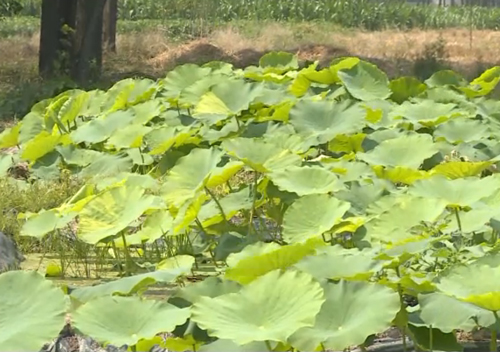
103,0,117,53
38,0,105,84
71,0,106,83
38,0,77,78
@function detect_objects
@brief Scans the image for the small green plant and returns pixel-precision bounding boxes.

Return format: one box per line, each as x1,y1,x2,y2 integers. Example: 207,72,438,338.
413,35,448,81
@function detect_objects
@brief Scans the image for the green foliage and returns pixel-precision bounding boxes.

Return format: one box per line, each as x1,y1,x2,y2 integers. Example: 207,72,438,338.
5,52,500,350
0,174,82,248
7,0,500,31
0,271,67,351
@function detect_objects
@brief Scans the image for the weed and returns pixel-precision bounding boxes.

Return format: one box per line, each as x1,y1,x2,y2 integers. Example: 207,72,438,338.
413,35,449,80
0,174,83,252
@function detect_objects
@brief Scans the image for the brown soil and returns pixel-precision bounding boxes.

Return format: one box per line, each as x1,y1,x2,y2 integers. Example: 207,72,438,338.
2,24,500,88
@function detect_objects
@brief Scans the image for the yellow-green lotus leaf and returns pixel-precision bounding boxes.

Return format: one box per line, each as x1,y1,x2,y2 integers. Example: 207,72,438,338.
410,175,500,208
268,165,344,196
205,161,244,188
431,161,493,179
283,194,351,243
161,148,223,209
0,124,20,148
78,186,164,244
464,292,500,312
225,238,324,284
328,133,365,154
373,166,431,185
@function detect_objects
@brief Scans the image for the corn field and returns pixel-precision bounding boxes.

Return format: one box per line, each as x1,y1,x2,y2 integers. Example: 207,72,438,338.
5,0,500,30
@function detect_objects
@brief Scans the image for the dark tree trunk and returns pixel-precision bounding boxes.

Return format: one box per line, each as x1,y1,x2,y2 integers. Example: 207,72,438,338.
71,0,106,83
38,0,105,84
103,0,118,52
38,0,77,78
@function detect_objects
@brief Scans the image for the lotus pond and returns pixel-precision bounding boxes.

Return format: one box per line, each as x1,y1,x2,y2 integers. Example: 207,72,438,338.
2,52,500,352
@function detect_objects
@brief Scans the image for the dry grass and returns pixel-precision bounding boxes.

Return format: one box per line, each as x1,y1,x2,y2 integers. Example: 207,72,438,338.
3,24,499,76
1,22,500,114
111,25,500,79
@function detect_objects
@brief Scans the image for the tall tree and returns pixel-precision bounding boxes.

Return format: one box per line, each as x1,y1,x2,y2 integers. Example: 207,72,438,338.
38,0,77,78
38,0,106,83
103,0,118,53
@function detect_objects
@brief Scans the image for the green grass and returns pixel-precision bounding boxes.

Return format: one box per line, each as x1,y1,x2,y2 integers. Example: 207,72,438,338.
3,0,500,31
0,175,83,251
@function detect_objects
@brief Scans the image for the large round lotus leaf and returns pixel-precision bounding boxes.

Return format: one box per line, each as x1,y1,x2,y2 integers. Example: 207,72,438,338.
390,100,457,126
365,195,448,243
56,144,103,166
436,254,500,311
0,271,68,352
283,194,350,243
179,74,229,107
336,179,387,214
171,193,208,235
221,138,301,173
226,242,282,267
381,237,439,259
70,110,135,145
193,79,263,125
20,209,76,239
441,208,496,234
144,126,193,156
294,246,384,281
77,185,164,244
288,99,366,145
410,175,500,207
161,147,224,208
431,161,494,180
328,132,365,154
103,78,157,109
191,269,325,345
130,99,164,125
418,292,494,332
205,160,244,188
133,210,174,242
174,277,241,304
225,238,324,284
162,64,212,100
407,323,463,352
337,60,391,101
289,280,400,351
198,187,253,228
425,70,468,88
0,124,20,148
71,265,192,303
106,124,152,150
79,153,134,179
389,76,426,104
357,133,439,169
460,66,500,97
373,165,431,185
21,130,67,163
259,51,299,72
73,296,190,347
18,110,43,144
434,118,490,144
268,165,344,196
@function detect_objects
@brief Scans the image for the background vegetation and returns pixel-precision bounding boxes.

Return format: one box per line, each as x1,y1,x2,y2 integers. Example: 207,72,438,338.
3,0,500,31
1,0,499,257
